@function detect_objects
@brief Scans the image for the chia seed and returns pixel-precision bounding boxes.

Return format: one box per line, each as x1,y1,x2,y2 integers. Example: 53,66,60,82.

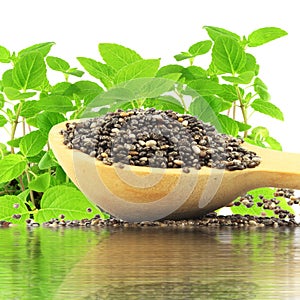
61,108,261,172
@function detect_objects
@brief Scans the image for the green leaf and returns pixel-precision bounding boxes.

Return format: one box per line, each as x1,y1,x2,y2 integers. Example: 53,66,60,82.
208,96,223,113
248,27,288,47
231,187,294,217
143,96,184,113
188,96,219,124
77,57,115,88
38,150,58,169
2,69,19,88
219,99,232,112
265,136,282,151
189,40,212,56
27,150,46,163
4,87,36,100
159,72,181,81
217,84,238,102
254,77,270,101
174,52,192,61
247,127,282,151
19,130,47,156
83,77,175,116
0,195,30,224
12,52,47,90
187,78,224,96
84,87,134,111
251,99,284,121
36,111,66,135
28,173,51,192
0,115,7,127
51,81,73,95
235,120,251,132
114,59,160,84
18,42,55,57
18,189,30,202
54,166,66,185
240,53,257,73
64,68,84,77
121,77,175,99
72,80,103,103
99,43,142,70
212,36,246,74
203,26,240,41
251,126,269,138
222,71,255,84
7,136,23,148
0,154,27,183
0,93,4,109
35,185,103,222
19,100,42,118
37,95,74,113
156,64,184,77
217,114,239,136
0,45,11,63
83,77,176,118
0,143,9,159
174,40,212,61
46,56,70,72
181,66,206,81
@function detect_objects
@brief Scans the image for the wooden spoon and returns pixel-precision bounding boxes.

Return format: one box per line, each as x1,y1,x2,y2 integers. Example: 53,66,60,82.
49,121,300,222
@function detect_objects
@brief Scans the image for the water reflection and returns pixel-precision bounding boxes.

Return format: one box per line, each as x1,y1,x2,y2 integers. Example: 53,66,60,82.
1,226,300,299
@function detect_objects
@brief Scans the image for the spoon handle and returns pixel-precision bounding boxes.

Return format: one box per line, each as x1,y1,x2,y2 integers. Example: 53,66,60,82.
251,145,300,190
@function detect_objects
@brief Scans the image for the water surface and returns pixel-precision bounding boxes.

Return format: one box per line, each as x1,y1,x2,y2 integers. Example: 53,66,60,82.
1,226,300,299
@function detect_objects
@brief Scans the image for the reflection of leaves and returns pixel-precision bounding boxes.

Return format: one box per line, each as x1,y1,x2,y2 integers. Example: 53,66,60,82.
230,226,294,267
0,227,109,300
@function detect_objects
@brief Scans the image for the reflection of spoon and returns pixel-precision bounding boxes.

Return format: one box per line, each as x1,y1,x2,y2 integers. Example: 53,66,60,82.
54,227,298,299
54,228,248,299
49,121,300,221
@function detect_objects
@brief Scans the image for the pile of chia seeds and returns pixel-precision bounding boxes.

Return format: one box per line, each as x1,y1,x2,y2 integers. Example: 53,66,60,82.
2,189,298,229
61,108,261,172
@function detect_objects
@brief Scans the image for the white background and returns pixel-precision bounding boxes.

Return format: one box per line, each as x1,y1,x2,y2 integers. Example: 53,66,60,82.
1,0,300,152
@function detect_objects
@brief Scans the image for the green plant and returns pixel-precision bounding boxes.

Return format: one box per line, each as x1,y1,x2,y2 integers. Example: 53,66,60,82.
0,25,292,224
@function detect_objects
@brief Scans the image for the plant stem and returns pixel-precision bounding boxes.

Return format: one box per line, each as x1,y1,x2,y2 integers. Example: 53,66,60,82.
25,169,36,208
235,85,248,137
232,102,236,120
18,175,25,192
10,102,23,154
175,88,188,113
0,189,18,195
22,117,26,136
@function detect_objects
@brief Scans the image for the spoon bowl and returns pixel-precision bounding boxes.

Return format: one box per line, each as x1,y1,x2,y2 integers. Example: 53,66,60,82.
49,120,300,221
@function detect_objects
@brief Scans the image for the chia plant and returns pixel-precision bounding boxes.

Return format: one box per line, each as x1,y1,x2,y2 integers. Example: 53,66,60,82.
0,25,291,224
